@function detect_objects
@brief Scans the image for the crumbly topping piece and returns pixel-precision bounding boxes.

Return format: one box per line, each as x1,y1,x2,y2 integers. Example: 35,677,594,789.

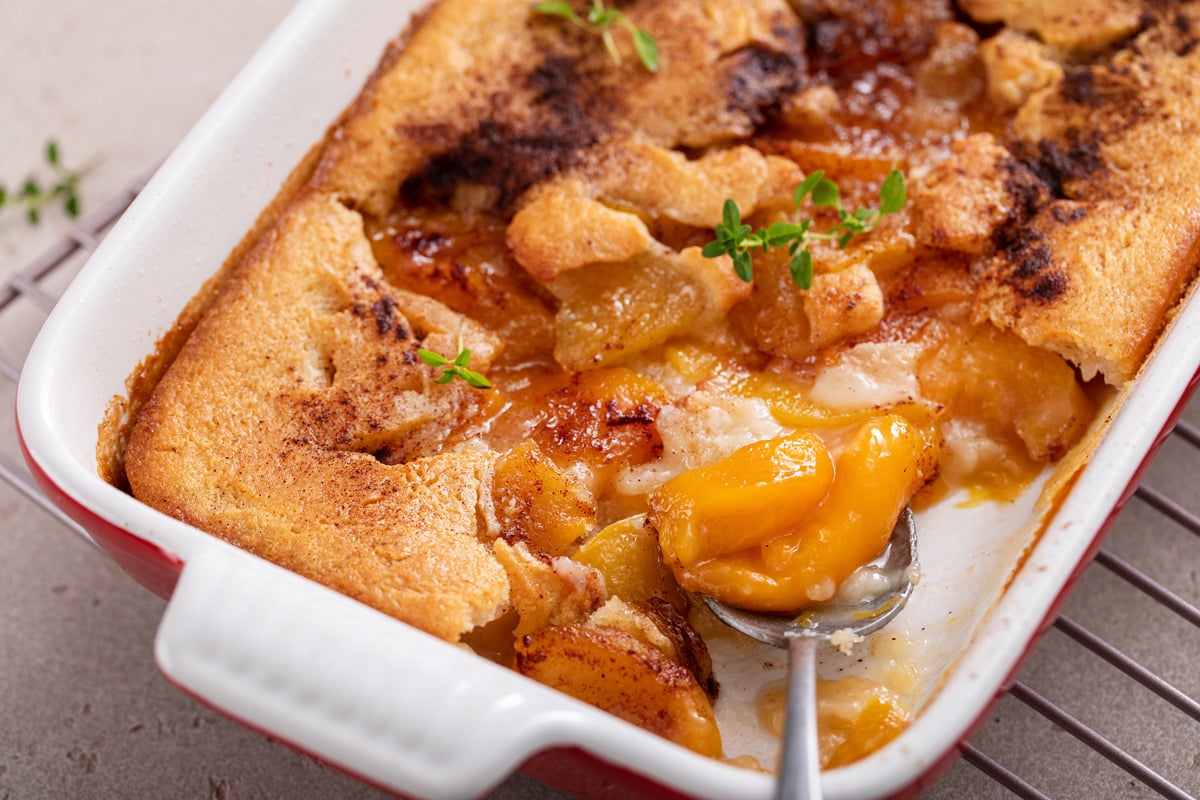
958,0,1144,57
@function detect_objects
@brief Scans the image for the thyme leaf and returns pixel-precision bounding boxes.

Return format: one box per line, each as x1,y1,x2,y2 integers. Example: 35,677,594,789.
0,140,84,226
703,169,906,290
533,0,659,73
417,347,493,389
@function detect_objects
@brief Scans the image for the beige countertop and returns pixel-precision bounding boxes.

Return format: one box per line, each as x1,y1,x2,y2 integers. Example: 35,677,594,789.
1,2,1197,798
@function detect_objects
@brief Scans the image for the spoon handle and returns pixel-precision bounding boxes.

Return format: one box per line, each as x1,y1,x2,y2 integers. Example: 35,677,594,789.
777,636,821,800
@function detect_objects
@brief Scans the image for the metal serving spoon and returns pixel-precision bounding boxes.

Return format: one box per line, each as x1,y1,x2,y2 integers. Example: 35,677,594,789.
703,507,918,800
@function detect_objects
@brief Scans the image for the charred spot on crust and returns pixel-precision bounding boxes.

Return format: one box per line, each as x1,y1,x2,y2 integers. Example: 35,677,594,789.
987,157,1054,260
1035,136,1104,198
1009,237,1053,281
400,55,613,214
1000,158,1052,222
723,45,807,127
1059,68,1103,107
1050,203,1088,224
401,118,595,213
993,228,1070,304
1013,132,1105,200
1171,11,1200,55
988,156,1072,306
1025,270,1069,303
524,54,612,133
371,296,398,335
1059,64,1144,109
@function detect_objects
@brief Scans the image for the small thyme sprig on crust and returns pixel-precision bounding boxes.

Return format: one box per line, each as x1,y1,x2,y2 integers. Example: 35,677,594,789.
702,169,907,290
417,345,493,389
0,140,83,226
533,0,660,73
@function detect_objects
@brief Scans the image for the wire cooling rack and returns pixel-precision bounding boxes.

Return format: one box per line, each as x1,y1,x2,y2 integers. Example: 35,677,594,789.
2,183,1198,800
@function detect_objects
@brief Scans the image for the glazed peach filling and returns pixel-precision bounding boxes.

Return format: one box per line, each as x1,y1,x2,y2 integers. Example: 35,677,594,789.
915,319,1094,500
650,414,939,613
368,208,1092,513
367,191,1095,765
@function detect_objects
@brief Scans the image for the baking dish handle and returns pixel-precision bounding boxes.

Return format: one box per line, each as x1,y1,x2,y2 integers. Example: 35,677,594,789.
154,548,566,800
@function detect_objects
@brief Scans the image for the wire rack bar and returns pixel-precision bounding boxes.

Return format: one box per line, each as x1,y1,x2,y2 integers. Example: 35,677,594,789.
0,453,93,545
1176,419,1200,449
1094,547,1200,630
959,744,1054,800
1,179,1198,800
1135,483,1200,537
0,352,20,383
1009,681,1193,800
1053,614,1200,721
6,272,58,312
0,183,139,314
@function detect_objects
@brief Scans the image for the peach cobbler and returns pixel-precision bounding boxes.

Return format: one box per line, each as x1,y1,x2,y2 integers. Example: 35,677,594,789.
104,0,1200,770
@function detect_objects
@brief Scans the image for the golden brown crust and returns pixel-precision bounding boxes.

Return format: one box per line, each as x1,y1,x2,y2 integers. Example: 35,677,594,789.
973,7,1200,384
98,139,333,489
311,0,806,218
125,190,508,641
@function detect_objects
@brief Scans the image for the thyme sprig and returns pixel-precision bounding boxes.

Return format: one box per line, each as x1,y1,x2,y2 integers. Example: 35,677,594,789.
0,140,83,225
533,0,659,73
702,169,906,290
417,339,493,389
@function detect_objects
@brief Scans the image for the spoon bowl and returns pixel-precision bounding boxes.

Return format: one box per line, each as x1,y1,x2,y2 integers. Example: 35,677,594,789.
703,507,918,800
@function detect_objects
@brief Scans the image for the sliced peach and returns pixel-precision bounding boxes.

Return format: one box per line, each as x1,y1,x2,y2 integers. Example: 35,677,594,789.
918,320,1093,489
515,623,722,757
650,431,835,568
492,440,596,557
530,367,667,489
656,415,938,613
549,252,704,371
572,516,685,609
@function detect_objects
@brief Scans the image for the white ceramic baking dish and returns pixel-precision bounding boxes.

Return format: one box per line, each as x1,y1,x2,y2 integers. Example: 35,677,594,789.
16,1,1200,798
